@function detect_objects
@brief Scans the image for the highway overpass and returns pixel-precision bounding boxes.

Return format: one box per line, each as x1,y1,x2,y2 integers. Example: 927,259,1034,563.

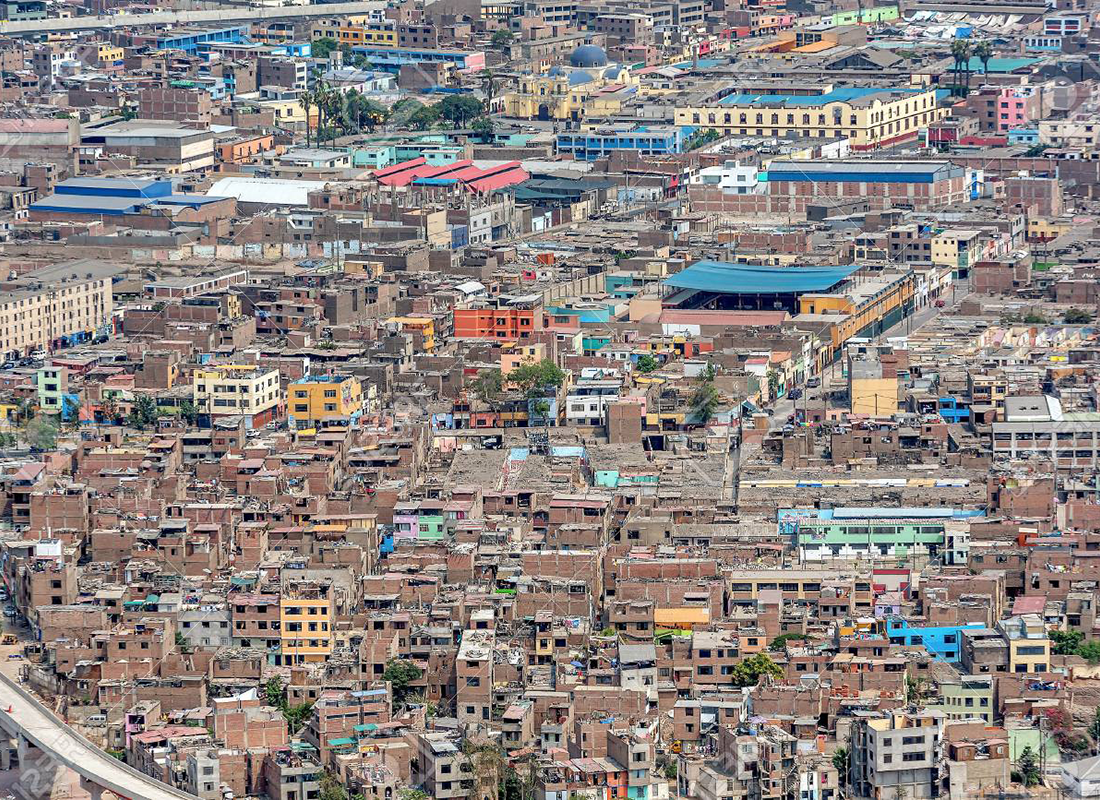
0,1,385,35
0,671,199,800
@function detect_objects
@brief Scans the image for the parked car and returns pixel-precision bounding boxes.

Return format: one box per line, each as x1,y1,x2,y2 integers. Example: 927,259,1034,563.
807,377,821,389
788,388,803,400
935,299,946,308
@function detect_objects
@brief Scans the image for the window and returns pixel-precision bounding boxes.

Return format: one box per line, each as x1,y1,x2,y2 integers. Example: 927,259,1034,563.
902,753,924,762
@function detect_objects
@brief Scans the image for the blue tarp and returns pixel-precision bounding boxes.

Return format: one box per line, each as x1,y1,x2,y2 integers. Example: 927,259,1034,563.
663,261,857,294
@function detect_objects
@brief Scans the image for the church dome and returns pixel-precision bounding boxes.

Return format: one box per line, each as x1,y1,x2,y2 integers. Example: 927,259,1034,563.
570,44,608,68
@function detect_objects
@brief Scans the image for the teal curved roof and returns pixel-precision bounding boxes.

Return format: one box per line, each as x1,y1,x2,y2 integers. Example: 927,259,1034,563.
664,261,858,294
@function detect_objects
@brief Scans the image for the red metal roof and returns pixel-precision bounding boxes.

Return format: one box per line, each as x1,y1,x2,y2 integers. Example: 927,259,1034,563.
374,157,529,193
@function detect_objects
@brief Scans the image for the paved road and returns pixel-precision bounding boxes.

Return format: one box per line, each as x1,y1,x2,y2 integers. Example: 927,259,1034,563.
0,672,198,800
767,278,972,429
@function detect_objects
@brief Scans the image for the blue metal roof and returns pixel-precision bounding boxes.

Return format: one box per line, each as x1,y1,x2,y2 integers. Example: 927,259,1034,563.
664,261,857,294
719,86,923,106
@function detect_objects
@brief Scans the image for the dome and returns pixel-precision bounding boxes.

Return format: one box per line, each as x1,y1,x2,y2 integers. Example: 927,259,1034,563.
570,44,608,68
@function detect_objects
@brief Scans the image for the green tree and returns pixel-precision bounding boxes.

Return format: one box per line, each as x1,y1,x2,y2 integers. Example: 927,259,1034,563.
346,95,388,133
1023,312,1049,324
470,368,503,406
531,398,552,427
950,38,972,96
766,369,780,400
24,416,57,451
690,364,721,424
1014,745,1040,787
1088,707,1100,753
1079,640,1100,664
1064,308,1093,324
265,676,284,708
491,29,515,49
730,653,782,688
99,394,120,425
312,37,338,59
481,69,498,115
636,354,659,374
471,116,494,139
319,770,348,800
973,39,992,75
283,701,313,734
1050,629,1084,655
129,394,159,429
389,98,424,127
408,104,441,130
769,633,803,651
439,95,484,128
507,359,566,398
178,399,197,425
398,791,428,800
382,658,422,704
832,747,850,787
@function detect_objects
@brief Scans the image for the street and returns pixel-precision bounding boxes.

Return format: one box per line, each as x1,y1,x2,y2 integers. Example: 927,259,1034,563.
764,276,973,432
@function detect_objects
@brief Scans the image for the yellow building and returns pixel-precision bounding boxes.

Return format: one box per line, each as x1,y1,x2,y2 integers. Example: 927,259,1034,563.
501,343,545,374
336,23,397,47
193,365,281,427
931,229,982,274
288,375,364,429
279,581,334,665
502,64,635,122
798,270,914,353
251,98,316,130
1000,614,1050,675
849,367,899,416
673,86,945,151
0,261,115,358
1028,216,1074,242
386,316,435,352
78,42,124,66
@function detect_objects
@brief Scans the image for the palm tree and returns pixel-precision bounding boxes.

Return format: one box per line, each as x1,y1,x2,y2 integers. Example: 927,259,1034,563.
322,84,345,145
300,80,318,148
949,38,972,96
973,39,993,77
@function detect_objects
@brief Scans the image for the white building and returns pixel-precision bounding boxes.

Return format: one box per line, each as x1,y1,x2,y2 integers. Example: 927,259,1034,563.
690,160,761,194
1063,755,1100,797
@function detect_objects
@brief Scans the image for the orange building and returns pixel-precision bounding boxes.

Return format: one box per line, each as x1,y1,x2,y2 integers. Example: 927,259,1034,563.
453,299,544,341
217,134,275,165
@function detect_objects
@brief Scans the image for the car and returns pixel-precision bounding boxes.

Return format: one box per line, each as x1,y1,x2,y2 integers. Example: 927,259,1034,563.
3,607,15,618
807,377,821,389
935,299,946,308
788,388,803,400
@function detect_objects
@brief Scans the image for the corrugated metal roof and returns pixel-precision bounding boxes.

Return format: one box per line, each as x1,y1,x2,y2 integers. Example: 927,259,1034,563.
206,177,326,206
664,261,857,294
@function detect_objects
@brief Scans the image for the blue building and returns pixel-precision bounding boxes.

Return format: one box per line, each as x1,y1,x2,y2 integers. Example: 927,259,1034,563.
938,396,970,423
1008,127,1040,145
30,177,227,217
882,619,985,661
351,45,483,72
152,26,247,54
555,125,683,161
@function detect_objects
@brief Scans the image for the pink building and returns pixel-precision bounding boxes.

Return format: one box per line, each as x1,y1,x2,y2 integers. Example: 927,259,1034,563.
997,87,1038,133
